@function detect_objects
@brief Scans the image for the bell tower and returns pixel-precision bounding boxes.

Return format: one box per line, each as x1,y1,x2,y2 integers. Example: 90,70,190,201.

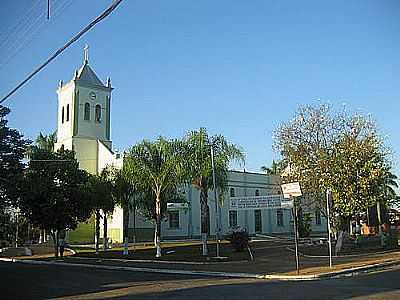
55,45,114,174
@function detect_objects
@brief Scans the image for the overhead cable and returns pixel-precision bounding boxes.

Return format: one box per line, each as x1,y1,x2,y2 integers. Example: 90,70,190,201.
0,0,123,104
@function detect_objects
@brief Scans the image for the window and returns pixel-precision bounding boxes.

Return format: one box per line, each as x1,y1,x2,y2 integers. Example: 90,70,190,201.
84,103,90,120
66,104,70,122
95,104,101,123
255,189,260,196
229,211,237,227
230,188,235,197
61,106,65,124
315,210,321,225
169,211,179,229
255,210,262,232
277,209,284,227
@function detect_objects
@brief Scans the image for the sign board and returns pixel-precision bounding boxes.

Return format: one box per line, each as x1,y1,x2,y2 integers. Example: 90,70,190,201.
281,198,294,209
230,195,293,210
281,182,302,198
167,203,189,210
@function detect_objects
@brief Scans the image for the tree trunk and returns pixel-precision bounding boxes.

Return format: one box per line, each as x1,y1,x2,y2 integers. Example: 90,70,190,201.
103,211,108,251
39,230,44,244
51,230,59,258
335,230,344,255
200,189,209,256
377,201,384,246
123,204,129,255
155,196,162,258
133,200,136,252
95,209,100,254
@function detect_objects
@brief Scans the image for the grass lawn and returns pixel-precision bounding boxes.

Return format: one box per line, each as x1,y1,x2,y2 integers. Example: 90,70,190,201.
73,241,251,262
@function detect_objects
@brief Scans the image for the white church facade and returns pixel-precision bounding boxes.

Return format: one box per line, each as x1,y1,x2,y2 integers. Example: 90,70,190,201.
56,50,326,244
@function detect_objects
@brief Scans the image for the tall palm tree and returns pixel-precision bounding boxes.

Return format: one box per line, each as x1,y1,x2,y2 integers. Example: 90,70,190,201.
184,128,244,256
260,160,285,175
124,138,186,257
35,131,57,152
376,171,399,228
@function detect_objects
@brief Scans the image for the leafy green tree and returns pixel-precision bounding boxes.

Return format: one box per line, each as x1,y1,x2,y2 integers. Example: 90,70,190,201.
0,105,30,209
87,170,115,253
124,138,186,257
109,166,135,253
274,104,392,253
18,147,92,257
184,128,244,256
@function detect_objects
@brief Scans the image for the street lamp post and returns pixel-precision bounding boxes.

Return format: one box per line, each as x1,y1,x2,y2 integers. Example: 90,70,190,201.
210,144,220,258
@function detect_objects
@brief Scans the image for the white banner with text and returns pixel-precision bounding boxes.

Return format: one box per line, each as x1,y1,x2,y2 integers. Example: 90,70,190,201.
229,195,293,210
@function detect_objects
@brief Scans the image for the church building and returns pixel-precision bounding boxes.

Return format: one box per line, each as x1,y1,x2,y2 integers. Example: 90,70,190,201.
55,47,123,243
56,48,326,244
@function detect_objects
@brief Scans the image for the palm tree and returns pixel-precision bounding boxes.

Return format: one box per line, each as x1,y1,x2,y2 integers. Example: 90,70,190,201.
260,160,284,175
376,171,399,229
184,128,244,256
124,138,186,257
35,131,57,152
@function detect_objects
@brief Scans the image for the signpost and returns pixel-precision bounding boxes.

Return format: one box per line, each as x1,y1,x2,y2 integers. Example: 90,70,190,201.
281,182,302,275
326,189,333,268
281,182,302,198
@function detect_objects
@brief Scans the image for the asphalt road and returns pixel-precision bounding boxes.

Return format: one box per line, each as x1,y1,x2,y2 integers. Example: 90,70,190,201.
1,262,399,300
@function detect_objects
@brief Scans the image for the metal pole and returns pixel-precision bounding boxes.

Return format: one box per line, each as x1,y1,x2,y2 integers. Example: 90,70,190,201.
326,189,333,268
210,145,220,258
292,197,300,274
133,194,136,252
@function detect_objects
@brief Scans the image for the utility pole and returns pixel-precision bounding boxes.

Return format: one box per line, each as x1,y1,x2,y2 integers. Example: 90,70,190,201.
210,144,220,258
47,0,50,20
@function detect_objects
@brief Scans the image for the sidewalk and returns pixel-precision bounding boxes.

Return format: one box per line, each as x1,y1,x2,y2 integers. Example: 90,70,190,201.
2,252,399,281
3,239,400,280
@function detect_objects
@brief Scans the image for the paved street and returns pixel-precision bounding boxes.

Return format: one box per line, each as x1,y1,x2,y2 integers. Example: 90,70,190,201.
1,261,399,299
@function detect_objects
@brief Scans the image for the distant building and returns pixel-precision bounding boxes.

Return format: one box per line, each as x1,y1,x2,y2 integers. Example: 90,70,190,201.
118,170,326,242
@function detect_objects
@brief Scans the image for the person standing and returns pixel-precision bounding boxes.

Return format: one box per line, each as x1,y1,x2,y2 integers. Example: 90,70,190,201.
58,230,66,258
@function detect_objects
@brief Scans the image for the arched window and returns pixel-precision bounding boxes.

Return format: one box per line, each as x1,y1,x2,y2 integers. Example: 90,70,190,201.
61,106,65,124
230,188,235,197
66,104,70,122
95,104,101,123
255,189,260,196
84,103,90,120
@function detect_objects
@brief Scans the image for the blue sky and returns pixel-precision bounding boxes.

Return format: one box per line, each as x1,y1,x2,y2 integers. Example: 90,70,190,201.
1,0,399,173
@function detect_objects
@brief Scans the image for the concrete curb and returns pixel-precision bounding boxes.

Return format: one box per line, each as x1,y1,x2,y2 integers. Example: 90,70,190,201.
262,260,400,281
68,256,248,265
0,257,262,279
285,246,399,259
1,257,399,281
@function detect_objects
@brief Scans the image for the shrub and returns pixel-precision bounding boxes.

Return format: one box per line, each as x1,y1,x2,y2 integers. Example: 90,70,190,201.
225,227,250,252
298,212,312,238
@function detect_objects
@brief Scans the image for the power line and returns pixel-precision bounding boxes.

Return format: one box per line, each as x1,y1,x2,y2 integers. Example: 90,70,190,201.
0,0,74,70
0,0,124,105
0,0,42,49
